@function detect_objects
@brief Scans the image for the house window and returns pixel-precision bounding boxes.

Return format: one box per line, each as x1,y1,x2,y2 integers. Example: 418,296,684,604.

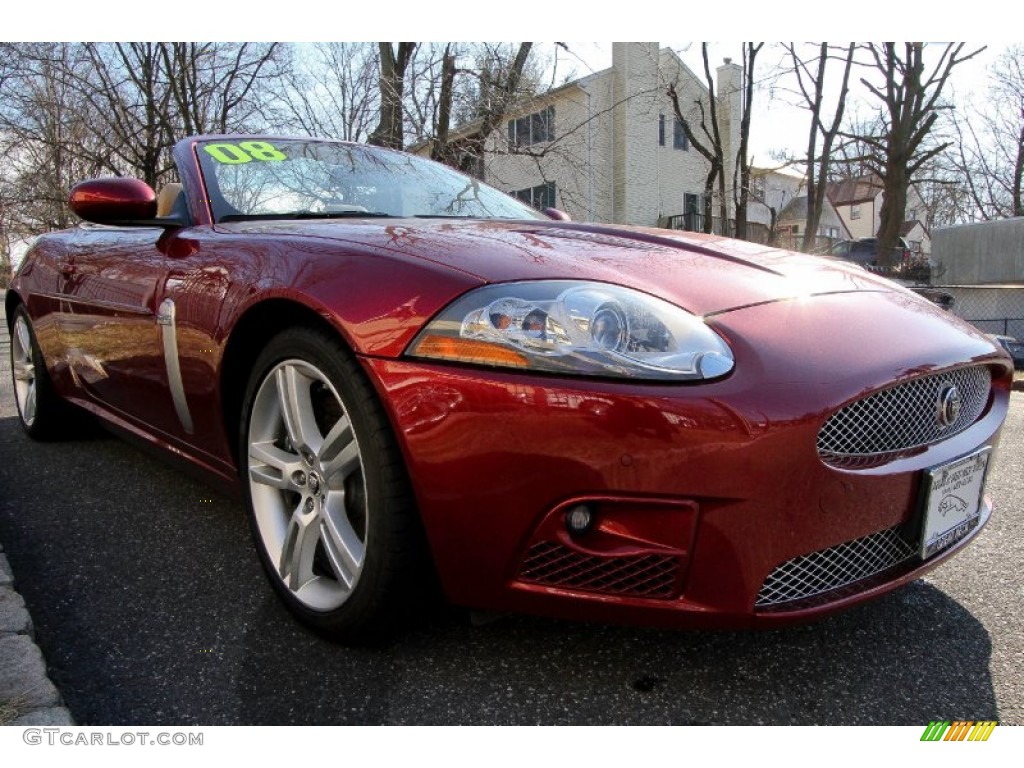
792,224,799,235
682,192,704,230
673,117,688,150
907,208,917,221
850,204,861,220
750,175,765,199
512,181,557,210
508,105,555,147
659,114,665,146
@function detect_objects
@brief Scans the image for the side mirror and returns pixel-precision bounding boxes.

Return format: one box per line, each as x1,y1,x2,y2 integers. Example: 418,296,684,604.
543,207,571,222
69,178,184,227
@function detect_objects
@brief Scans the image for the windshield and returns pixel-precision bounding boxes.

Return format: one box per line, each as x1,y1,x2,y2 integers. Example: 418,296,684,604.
195,138,543,222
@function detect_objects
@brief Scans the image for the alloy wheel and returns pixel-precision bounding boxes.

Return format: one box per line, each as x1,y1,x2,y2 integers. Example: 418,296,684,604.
247,359,368,611
11,314,37,427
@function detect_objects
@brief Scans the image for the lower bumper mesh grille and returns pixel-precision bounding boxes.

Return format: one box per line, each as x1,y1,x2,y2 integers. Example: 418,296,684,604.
518,541,679,599
755,526,917,607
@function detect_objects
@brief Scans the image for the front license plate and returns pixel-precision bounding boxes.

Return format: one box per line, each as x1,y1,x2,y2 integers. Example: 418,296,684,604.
920,448,991,559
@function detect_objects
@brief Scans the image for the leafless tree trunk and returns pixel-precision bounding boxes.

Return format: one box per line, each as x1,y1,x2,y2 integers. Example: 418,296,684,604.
369,43,417,149
785,42,856,252
732,43,763,241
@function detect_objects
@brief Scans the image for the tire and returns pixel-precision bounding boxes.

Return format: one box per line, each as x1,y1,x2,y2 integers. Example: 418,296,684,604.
239,326,430,642
9,306,74,440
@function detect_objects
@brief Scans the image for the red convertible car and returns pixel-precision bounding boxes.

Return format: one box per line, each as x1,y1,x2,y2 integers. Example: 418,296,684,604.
6,135,1013,640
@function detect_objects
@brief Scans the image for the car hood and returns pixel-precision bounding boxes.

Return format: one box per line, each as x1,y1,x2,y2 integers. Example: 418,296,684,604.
217,218,898,315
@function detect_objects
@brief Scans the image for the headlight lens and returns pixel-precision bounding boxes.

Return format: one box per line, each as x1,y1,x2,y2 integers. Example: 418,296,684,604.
407,281,734,381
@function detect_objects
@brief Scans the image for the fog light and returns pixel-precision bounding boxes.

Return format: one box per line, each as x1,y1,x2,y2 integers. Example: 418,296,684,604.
565,504,595,536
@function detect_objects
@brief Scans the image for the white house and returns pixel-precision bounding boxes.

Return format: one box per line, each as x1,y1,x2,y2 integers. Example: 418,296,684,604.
747,167,850,250
826,174,931,257
417,43,742,231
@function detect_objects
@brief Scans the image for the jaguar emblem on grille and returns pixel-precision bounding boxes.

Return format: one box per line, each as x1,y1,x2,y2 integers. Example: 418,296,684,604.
937,384,961,428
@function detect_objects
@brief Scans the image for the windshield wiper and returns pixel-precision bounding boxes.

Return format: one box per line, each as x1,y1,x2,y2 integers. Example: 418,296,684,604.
220,211,395,222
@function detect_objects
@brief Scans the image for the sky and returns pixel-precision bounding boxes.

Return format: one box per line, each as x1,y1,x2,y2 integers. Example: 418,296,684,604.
6,0,1007,46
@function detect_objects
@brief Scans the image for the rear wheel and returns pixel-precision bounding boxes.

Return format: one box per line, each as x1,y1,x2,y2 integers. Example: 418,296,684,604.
240,327,429,642
10,307,73,440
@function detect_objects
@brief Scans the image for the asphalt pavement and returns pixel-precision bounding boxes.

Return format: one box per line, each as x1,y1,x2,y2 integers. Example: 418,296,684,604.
0,312,1022,725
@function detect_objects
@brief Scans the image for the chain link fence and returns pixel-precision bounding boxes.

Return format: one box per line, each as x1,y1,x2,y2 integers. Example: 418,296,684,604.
931,285,1024,341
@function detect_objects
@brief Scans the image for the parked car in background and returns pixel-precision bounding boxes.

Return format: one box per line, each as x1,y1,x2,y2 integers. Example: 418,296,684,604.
829,236,912,267
992,335,1024,370
831,236,913,266
5,134,1014,642
827,236,933,282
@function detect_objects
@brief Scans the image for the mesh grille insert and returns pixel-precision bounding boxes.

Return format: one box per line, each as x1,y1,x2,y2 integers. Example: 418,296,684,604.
755,526,916,607
518,541,679,599
817,366,991,467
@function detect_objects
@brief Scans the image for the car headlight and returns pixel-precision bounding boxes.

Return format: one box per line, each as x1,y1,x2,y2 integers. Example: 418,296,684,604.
407,280,734,381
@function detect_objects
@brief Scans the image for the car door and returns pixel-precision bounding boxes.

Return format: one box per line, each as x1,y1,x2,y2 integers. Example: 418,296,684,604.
56,225,175,433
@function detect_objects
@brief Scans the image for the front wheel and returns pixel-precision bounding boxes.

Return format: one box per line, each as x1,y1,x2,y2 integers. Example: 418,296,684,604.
240,327,429,642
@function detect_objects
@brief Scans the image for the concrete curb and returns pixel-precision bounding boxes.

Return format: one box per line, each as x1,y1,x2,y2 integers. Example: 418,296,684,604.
0,541,74,726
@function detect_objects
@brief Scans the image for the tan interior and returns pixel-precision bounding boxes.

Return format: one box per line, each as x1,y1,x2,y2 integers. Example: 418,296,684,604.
156,183,183,218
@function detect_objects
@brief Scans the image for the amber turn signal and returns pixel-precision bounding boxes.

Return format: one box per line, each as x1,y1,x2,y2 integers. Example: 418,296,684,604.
411,334,531,368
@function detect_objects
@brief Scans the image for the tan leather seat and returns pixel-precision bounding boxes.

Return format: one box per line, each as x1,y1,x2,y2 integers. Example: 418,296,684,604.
156,183,183,218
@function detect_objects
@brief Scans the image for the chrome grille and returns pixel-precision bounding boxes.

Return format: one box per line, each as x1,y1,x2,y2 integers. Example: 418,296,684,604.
755,526,916,607
518,541,679,599
817,366,991,465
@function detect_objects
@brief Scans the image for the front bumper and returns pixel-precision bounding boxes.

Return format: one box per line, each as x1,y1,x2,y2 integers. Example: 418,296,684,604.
361,292,1013,629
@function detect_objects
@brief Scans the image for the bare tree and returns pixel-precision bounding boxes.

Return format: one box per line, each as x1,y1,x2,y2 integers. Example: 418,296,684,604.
0,43,107,233
0,41,288,245
731,42,763,240
160,42,284,138
829,112,885,181
667,44,726,233
66,43,177,187
784,42,856,252
941,45,1024,221
435,43,535,176
391,42,539,177
667,43,761,238
852,43,983,266
266,43,379,142
368,43,417,149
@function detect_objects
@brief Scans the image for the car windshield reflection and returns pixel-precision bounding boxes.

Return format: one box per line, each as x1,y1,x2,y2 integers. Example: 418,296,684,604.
197,138,542,223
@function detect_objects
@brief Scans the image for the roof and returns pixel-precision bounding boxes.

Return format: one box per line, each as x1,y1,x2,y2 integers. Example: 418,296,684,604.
826,175,883,205
900,220,930,238
777,195,847,233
